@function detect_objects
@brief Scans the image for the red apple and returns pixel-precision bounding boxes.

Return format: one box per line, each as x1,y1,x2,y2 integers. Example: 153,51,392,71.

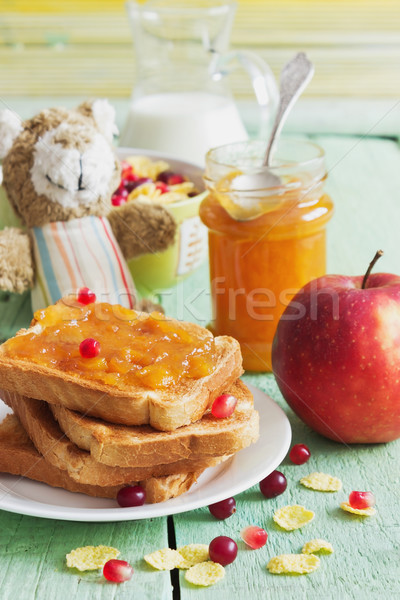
271,252,400,443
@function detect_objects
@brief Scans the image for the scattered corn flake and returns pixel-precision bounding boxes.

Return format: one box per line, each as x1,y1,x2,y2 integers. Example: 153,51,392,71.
267,553,320,575
302,539,334,555
185,561,225,586
273,505,315,531
144,548,183,570
340,502,376,516
177,544,209,569
300,472,342,492
66,545,120,571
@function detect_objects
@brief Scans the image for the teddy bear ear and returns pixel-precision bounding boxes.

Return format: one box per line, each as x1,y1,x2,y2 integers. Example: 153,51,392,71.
0,109,23,159
77,99,119,143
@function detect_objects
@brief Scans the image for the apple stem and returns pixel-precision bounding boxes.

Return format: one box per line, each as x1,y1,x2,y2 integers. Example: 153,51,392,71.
361,250,384,289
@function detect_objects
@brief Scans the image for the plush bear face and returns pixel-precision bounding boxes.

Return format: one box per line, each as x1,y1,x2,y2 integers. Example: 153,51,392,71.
0,100,121,228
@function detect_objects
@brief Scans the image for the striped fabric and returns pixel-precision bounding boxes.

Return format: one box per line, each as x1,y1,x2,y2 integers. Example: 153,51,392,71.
31,215,136,311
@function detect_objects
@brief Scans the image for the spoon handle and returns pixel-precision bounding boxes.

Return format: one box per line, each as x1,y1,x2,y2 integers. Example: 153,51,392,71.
263,52,314,167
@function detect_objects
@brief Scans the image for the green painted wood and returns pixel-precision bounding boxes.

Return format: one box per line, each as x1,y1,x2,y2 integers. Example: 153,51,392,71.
0,513,173,600
320,135,400,275
0,133,400,599
175,372,400,599
0,291,33,342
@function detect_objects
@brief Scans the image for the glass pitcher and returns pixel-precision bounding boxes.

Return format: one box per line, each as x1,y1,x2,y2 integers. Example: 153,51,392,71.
120,0,279,165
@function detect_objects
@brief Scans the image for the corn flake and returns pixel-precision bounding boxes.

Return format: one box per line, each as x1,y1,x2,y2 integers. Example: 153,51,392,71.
185,561,225,586
302,539,334,555
177,544,209,569
144,548,183,570
128,183,162,203
66,545,120,571
125,156,169,180
156,191,191,204
169,182,195,194
273,505,315,531
300,472,342,492
267,553,320,575
340,502,376,516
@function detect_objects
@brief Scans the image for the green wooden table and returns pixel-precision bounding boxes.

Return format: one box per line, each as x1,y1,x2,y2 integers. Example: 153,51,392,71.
1,132,400,599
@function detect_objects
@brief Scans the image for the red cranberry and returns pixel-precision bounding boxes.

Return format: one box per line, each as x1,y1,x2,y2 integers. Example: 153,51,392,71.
124,177,151,193
240,526,268,549
79,338,100,358
124,172,139,182
155,181,169,194
168,173,185,185
208,497,236,519
121,167,134,180
289,443,311,465
349,491,375,510
157,170,174,184
209,536,238,566
77,287,96,305
117,485,146,507
211,394,237,418
259,470,287,498
103,559,133,583
157,171,185,185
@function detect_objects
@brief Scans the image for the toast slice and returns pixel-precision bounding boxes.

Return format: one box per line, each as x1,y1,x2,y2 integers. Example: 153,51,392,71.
0,413,204,502
0,301,243,431
2,390,231,487
50,379,259,468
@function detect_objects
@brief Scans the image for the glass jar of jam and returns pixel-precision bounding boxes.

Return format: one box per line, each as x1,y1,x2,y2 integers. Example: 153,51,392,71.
200,139,334,371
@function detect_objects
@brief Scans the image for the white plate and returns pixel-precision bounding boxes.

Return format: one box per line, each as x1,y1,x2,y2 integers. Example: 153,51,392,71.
0,384,291,522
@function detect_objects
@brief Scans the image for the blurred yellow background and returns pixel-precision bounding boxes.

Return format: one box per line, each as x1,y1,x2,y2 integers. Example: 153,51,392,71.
0,0,399,135
1,0,399,97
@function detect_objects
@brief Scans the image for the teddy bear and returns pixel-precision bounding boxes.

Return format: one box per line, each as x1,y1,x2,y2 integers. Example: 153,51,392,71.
0,100,176,311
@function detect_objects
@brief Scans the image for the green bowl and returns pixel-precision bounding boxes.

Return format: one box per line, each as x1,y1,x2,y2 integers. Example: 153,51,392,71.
118,148,209,296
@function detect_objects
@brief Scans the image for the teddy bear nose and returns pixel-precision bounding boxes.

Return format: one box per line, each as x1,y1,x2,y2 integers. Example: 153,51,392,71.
77,157,85,191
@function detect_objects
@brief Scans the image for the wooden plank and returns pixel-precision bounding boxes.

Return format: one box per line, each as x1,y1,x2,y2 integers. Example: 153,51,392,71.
175,371,400,599
0,511,173,600
320,135,400,275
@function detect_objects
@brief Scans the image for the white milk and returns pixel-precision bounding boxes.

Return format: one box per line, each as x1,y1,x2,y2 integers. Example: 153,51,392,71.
119,91,249,165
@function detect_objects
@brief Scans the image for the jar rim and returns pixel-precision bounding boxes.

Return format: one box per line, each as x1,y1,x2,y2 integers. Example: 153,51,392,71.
205,139,326,174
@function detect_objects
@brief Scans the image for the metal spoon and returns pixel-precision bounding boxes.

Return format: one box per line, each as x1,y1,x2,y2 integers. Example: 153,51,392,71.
233,52,314,191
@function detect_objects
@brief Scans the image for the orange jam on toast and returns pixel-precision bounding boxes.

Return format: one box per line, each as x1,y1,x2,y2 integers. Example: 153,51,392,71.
3,301,216,389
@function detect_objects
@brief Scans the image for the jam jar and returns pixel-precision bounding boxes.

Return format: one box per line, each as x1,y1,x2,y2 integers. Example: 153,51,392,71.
200,139,334,371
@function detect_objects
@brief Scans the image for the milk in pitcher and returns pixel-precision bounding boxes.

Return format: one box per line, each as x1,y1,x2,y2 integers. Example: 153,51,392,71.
119,91,249,166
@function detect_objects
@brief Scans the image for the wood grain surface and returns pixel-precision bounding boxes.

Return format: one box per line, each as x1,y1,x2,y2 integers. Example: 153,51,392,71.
1,132,400,599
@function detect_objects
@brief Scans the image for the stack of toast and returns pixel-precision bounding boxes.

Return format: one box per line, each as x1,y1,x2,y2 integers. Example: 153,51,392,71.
0,298,259,504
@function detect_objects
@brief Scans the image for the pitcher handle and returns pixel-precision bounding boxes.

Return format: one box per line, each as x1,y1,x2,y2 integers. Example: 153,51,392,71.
210,50,279,139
